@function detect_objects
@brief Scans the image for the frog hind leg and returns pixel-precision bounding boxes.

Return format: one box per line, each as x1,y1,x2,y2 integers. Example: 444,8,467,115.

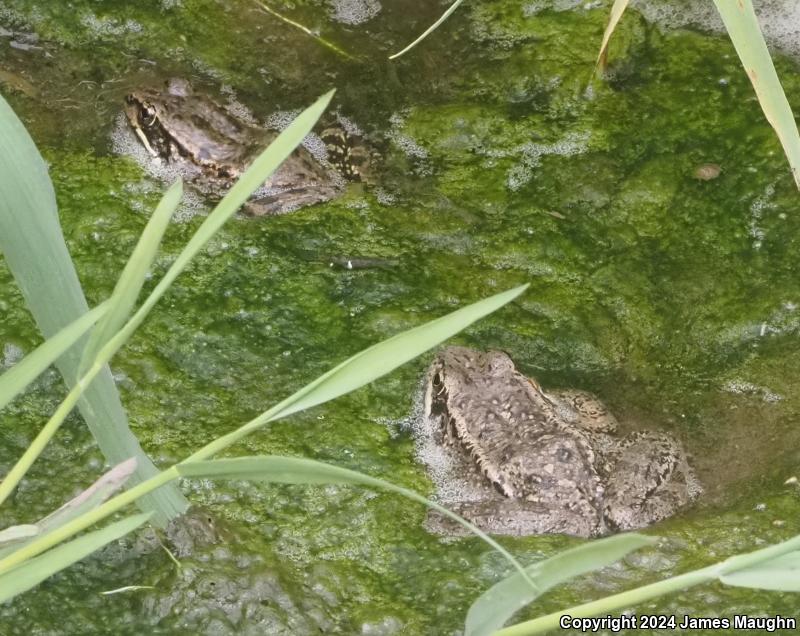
320,126,372,183
603,431,702,531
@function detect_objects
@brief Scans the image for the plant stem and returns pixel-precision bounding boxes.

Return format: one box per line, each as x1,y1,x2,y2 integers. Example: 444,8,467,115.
0,467,178,575
493,565,716,635
494,534,800,635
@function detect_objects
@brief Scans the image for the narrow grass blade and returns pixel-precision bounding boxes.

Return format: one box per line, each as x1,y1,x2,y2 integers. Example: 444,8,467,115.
0,459,137,561
0,284,530,580
493,534,800,635
78,181,182,375
0,302,107,412
101,585,155,595
713,0,800,189
719,551,800,591
36,458,137,534
70,92,337,453
465,534,655,636
259,283,529,424
389,0,466,60
177,456,534,586
0,512,150,603
595,0,630,72
0,93,187,524
254,1,356,61
110,90,335,356
0,526,38,546
0,93,332,519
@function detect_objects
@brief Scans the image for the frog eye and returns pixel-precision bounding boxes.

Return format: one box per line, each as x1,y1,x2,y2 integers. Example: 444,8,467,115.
432,372,443,388
141,104,157,127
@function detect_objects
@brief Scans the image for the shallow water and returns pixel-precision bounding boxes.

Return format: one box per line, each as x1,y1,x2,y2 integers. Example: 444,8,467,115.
1,0,799,633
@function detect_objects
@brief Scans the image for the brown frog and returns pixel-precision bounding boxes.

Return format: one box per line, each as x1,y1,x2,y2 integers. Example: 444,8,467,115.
123,78,366,215
418,347,701,537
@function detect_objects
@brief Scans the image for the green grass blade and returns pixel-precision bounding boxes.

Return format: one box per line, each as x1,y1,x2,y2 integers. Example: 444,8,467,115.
177,456,534,587
595,0,630,72
0,526,38,546
465,534,655,636
0,302,108,412
256,283,528,424
494,534,800,635
254,1,356,61
0,92,332,520
158,90,335,290
0,92,187,524
85,91,334,403
719,551,800,591
0,283,529,579
78,181,182,375
0,512,151,603
713,0,800,189
389,0,466,60
98,90,335,369
0,459,136,560
0,468,177,577
186,283,529,462
78,82,322,383
35,458,137,534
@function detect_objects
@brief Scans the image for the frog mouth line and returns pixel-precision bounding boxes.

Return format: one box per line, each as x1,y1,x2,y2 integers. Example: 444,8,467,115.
131,125,159,158
436,395,518,499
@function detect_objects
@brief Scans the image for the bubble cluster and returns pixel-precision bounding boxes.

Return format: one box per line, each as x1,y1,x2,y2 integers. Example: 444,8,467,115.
400,377,488,506
505,131,589,191
748,183,777,250
328,0,381,25
523,0,587,18
388,111,433,176
633,0,800,60
80,14,143,37
2,343,23,369
218,85,259,126
263,110,336,166
333,113,364,137
721,380,783,403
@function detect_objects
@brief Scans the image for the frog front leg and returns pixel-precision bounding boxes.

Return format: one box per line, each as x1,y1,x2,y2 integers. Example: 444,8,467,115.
245,184,341,216
603,431,702,531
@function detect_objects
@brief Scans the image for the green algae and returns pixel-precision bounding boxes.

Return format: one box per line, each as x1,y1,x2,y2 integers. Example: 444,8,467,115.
1,0,800,632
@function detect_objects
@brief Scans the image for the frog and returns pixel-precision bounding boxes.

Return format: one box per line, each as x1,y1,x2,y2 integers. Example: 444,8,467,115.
123,78,366,216
418,346,702,537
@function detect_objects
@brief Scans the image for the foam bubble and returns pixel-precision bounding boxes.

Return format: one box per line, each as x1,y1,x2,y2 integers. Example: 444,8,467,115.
2,343,23,369
218,85,259,126
504,131,590,191
632,0,800,61
80,14,143,37
523,0,587,17
388,111,432,176
721,380,783,403
328,0,381,25
263,110,338,167
392,375,490,506
333,113,364,137
748,183,776,250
